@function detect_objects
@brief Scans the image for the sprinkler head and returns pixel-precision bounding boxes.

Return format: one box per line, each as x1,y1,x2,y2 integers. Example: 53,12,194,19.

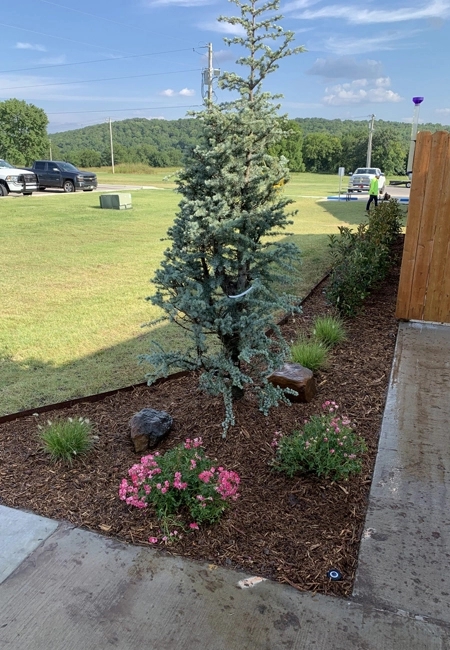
327,569,343,581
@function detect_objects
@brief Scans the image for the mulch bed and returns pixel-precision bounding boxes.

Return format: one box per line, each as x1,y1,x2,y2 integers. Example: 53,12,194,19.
0,238,403,597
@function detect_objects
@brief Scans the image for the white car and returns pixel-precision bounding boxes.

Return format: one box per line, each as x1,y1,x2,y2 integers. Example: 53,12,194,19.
348,167,386,194
0,159,38,196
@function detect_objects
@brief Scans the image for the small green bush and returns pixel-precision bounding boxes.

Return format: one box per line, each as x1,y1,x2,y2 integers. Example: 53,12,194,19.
291,336,328,371
326,199,403,317
313,315,346,347
271,401,367,481
39,417,93,465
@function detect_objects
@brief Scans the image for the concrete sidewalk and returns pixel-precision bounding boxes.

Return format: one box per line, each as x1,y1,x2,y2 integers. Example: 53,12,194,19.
1,321,450,649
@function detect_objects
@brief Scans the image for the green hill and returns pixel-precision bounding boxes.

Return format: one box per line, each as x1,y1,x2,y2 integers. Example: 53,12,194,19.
50,116,450,174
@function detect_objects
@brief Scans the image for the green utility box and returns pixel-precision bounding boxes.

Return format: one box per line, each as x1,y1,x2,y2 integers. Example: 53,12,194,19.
99,193,132,210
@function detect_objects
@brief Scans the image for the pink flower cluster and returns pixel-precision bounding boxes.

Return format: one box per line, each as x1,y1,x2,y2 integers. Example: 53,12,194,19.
119,452,190,506
271,431,283,447
148,529,181,544
119,453,163,508
184,437,203,449
323,400,339,413
198,466,218,483
216,470,240,501
173,472,188,490
196,494,214,508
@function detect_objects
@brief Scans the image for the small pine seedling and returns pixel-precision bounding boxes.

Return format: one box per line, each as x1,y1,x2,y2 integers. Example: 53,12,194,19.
39,417,93,465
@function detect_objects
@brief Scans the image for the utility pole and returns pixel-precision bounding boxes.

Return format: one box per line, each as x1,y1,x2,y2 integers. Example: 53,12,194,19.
108,117,115,174
207,42,213,103
49,139,52,161
366,114,375,167
201,43,219,104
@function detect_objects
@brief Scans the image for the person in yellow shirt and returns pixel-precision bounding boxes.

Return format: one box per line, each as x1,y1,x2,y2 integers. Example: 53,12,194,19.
366,174,380,211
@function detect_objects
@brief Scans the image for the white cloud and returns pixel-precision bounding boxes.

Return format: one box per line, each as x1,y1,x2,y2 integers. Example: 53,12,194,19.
142,0,213,6
37,55,67,65
15,42,47,52
307,56,383,79
159,88,195,97
436,108,450,114
200,49,235,64
284,0,321,9
199,20,246,36
288,0,450,23
323,77,403,105
320,30,421,54
282,101,323,109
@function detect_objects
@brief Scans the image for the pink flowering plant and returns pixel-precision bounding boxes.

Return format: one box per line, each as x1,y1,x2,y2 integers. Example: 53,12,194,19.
271,401,367,480
119,437,240,534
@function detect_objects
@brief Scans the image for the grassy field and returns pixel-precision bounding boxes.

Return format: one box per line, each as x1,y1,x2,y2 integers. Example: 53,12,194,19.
0,172,391,415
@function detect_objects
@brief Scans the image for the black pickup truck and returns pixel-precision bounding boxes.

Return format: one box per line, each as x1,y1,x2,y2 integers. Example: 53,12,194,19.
29,160,98,193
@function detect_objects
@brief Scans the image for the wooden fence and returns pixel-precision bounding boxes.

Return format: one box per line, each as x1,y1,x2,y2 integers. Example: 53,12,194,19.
396,130,450,323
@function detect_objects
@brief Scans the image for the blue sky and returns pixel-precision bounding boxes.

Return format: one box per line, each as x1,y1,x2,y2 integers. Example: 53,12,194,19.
1,0,449,133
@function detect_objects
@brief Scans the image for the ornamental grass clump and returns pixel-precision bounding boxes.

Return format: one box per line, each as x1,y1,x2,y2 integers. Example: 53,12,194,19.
119,437,240,542
271,401,366,481
39,417,93,465
312,315,347,347
290,336,328,371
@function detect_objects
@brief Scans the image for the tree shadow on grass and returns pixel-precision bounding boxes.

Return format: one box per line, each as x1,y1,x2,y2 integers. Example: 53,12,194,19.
319,197,408,228
0,323,191,417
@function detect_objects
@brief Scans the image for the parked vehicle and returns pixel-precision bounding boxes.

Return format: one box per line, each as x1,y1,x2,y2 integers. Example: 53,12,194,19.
0,159,38,196
348,168,386,194
29,160,98,192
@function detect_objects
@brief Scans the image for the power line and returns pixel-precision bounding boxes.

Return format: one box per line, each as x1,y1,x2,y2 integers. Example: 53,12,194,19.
0,22,128,54
1,69,202,91
47,104,202,115
0,48,196,75
35,0,196,46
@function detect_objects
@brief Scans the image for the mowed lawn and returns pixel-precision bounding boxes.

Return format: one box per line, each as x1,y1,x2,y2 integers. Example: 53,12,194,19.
0,172,368,415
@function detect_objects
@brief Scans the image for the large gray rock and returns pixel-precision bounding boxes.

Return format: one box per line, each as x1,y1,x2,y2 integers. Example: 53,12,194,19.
130,408,173,453
267,363,317,402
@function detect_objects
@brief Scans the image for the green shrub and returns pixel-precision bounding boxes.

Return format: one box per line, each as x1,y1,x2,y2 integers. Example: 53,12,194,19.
271,401,366,480
291,336,328,371
313,315,346,346
326,199,402,317
39,417,93,465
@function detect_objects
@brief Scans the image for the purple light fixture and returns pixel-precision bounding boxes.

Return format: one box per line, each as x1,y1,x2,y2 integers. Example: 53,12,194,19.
407,97,425,175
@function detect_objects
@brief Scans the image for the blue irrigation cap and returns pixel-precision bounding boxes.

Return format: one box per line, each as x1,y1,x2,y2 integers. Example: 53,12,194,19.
327,569,343,581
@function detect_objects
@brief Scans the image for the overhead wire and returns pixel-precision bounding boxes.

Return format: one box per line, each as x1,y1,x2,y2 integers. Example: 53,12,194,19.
1,69,203,91
47,104,203,115
0,48,197,75
0,22,129,54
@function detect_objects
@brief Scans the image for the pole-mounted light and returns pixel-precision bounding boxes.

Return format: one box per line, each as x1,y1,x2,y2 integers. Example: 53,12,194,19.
407,97,424,176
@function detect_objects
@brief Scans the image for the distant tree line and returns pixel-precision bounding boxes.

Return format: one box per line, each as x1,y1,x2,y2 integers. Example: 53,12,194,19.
51,115,450,177
0,99,49,166
3,99,449,176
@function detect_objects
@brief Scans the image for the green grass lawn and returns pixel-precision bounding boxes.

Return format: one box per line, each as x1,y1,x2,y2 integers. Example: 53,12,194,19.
0,173,385,415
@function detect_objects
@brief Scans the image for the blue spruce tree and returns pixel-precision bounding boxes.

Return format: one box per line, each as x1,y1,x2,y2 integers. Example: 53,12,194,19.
143,0,304,433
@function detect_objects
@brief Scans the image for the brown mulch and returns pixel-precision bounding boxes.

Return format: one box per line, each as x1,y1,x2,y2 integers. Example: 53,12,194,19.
0,238,403,598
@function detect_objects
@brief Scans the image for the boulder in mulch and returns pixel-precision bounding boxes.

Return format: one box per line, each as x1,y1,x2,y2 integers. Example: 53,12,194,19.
130,408,173,453
267,363,317,402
